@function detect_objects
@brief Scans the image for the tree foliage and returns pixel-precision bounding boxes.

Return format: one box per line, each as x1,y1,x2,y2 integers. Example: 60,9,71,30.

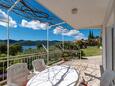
87,30,101,46
55,42,79,50
88,30,94,39
10,44,22,55
0,44,7,54
0,44,22,56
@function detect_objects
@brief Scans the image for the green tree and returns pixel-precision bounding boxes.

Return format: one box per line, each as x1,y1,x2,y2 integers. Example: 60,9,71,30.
88,30,91,40
10,44,22,56
0,44,22,56
37,44,43,49
0,44,7,54
88,30,95,39
91,31,94,39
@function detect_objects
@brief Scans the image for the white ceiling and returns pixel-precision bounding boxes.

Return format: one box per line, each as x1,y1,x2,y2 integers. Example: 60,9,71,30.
36,0,110,29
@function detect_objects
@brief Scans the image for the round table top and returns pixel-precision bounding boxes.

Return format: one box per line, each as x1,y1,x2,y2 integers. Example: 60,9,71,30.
27,65,79,86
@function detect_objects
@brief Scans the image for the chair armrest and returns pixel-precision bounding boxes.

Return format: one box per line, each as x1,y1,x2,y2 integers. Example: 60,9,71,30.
34,71,40,74
28,73,35,80
28,71,38,79
46,65,50,68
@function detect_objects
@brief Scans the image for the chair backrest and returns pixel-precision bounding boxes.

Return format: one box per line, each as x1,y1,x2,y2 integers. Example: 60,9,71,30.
32,59,46,72
100,70,115,86
7,63,29,86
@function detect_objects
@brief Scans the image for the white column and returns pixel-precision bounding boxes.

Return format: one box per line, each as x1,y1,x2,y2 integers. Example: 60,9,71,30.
102,26,107,70
106,27,113,70
102,26,113,71
113,0,115,71
102,0,115,71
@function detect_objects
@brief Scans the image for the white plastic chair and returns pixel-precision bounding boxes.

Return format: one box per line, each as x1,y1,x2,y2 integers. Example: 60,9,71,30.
7,63,29,86
32,59,46,74
85,70,115,86
100,70,115,86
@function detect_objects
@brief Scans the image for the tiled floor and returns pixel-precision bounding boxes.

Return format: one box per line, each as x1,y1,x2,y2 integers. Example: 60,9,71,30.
62,55,102,86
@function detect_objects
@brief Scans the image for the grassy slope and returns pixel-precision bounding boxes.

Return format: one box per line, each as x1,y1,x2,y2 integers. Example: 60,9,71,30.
82,46,102,57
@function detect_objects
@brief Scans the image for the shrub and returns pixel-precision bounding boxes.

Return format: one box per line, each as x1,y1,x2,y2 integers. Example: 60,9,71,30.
76,50,85,59
61,51,71,61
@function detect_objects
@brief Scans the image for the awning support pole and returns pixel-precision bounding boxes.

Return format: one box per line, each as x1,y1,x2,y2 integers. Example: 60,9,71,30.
47,26,49,65
7,0,21,68
62,34,64,51
46,22,66,65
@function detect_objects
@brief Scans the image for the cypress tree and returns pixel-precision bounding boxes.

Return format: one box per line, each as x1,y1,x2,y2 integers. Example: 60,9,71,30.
91,31,94,39
88,30,92,40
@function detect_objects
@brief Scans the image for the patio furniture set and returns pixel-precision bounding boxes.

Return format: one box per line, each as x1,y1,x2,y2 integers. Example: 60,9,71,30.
5,58,115,86
6,59,79,86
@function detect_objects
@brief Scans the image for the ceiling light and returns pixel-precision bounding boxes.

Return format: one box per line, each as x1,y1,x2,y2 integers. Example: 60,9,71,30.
71,8,78,14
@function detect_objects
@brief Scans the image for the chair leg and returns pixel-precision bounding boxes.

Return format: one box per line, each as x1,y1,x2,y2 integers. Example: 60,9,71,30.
100,65,104,75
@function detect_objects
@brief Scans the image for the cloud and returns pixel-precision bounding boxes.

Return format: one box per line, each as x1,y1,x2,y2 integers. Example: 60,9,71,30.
74,33,87,40
53,26,87,40
63,29,87,40
21,19,49,30
63,30,80,36
0,9,17,28
53,26,68,34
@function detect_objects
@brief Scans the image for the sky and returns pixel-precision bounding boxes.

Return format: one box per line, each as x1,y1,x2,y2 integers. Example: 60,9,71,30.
0,0,101,41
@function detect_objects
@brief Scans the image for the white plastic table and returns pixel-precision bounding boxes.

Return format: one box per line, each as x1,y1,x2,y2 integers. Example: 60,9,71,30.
27,65,79,86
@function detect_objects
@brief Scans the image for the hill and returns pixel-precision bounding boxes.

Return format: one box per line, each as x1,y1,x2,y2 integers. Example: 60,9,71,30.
0,39,61,46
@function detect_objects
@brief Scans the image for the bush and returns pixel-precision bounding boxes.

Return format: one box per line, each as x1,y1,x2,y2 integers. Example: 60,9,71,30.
76,50,85,59
61,51,71,61
55,42,79,50
88,39,100,46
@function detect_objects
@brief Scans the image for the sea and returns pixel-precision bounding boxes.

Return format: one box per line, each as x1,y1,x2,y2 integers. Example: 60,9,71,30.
22,45,37,51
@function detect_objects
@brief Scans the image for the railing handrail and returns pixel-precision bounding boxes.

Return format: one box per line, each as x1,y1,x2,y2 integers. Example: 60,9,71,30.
0,49,63,59
0,52,45,59
0,49,77,60
0,50,63,63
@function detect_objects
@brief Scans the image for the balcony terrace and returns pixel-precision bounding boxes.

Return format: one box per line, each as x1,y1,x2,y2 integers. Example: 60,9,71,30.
0,0,115,86
0,50,102,86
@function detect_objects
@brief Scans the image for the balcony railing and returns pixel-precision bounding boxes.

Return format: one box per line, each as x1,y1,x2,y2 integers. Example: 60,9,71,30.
0,50,62,85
